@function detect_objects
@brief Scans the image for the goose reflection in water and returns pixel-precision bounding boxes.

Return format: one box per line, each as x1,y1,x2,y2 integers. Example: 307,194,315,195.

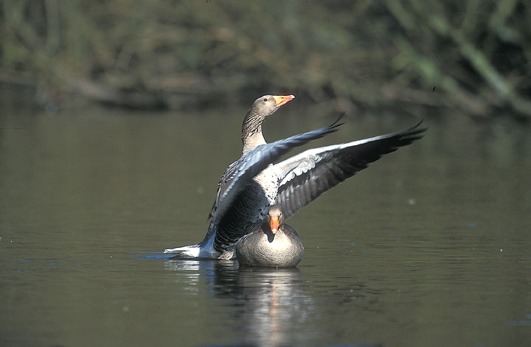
164,259,384,346
164,259,311,346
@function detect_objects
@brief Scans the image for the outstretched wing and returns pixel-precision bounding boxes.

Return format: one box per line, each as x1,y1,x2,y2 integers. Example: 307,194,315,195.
204,117,343,251
209,117,343,226
274,120,426,219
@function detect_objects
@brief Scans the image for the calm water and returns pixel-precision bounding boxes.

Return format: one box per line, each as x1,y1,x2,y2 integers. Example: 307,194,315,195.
1,97,531,347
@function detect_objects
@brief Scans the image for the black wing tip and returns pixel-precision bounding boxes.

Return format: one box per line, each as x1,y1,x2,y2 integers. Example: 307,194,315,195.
401,119,427,139
330,116,427,139
409,119,427,132
331,112,346,125
325,112,346,133
304,113,345,140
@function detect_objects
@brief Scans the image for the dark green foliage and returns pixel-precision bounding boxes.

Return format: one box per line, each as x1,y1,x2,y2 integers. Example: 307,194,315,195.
1,0,529,118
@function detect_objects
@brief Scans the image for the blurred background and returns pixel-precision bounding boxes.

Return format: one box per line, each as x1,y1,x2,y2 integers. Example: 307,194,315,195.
2,2,531,346
1,0,529,119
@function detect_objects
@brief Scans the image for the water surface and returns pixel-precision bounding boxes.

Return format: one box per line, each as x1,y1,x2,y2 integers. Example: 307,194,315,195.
1,99,530,346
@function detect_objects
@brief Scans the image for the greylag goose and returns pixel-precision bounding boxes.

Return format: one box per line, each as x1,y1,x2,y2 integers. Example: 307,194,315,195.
164,95,426,261
165,95,341,258
236,205,304,268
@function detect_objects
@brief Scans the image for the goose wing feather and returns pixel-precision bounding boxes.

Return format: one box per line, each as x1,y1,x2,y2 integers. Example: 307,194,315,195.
274,120,426,219
206,118,343,250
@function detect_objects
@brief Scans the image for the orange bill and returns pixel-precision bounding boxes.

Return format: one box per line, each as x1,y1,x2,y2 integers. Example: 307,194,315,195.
272,95,295,107
269,216,280,234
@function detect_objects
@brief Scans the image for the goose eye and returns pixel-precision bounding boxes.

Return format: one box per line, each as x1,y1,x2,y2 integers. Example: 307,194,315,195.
263,97,268,102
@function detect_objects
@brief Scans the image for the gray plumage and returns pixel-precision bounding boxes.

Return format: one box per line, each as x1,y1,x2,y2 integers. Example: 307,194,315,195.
164,94,426,262
206,117,342,254
236,205,304,268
